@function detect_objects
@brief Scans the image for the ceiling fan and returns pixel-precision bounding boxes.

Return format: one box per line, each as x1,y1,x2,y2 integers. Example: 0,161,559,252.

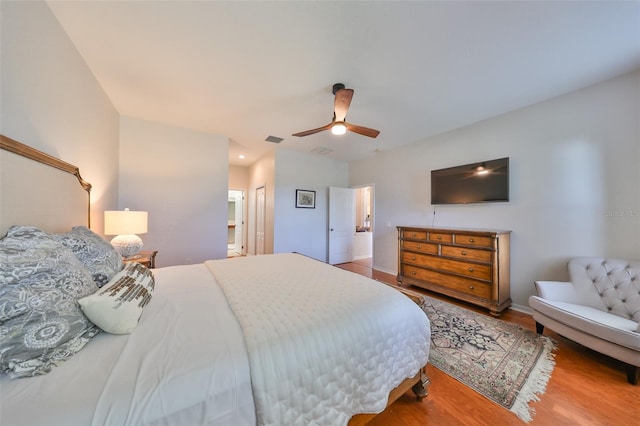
292,83,380,139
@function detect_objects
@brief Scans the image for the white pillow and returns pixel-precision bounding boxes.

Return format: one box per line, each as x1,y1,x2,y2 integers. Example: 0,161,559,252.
79,262,154,334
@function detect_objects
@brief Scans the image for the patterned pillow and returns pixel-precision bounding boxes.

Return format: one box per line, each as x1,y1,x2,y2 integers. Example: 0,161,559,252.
0,226,101,378
78,262,155,335
52,226,123,287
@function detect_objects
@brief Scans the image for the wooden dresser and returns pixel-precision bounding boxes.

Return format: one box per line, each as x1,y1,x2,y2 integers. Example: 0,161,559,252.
397,226,511,316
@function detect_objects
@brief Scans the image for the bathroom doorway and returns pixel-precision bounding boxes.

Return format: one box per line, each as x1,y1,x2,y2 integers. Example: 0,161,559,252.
353,185,373,263
227,189,245,257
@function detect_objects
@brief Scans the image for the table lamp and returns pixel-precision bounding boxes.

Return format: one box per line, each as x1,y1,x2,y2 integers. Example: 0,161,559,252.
104,208,148,257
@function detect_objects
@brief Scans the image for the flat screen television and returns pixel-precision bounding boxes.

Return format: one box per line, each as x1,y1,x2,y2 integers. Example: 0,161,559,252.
431,157,509,205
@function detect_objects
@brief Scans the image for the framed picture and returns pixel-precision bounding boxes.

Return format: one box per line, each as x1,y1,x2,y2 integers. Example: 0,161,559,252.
296,189,316,209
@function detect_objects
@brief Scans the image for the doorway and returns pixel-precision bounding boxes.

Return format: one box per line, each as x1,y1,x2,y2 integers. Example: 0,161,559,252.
353,185,373,262
328,185,374,265
227,190,245,257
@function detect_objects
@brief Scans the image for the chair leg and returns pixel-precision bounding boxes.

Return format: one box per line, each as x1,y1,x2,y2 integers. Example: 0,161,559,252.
626,364,638,385
535,321,544,334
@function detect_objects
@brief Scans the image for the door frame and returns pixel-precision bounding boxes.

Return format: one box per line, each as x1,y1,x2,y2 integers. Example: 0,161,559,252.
228,189,246,255
255,185,266,255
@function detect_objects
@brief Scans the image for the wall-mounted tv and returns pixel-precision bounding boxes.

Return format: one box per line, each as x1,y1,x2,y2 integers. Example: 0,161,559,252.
431,157,509,205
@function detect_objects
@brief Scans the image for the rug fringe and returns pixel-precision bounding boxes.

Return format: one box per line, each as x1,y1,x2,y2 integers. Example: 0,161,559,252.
511,336,557,423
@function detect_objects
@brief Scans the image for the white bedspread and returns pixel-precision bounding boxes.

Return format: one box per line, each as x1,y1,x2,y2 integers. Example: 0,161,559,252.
206,253,431,426
0,264,255,426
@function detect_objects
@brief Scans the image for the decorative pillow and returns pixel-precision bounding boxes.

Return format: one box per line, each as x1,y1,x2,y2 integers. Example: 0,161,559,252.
52,226,123,287
0,226,101,378
78,262,155,335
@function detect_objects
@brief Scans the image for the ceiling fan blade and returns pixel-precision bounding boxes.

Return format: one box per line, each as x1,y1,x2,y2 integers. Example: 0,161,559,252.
292,122,333,137
345,122,380,138
334,88,354,122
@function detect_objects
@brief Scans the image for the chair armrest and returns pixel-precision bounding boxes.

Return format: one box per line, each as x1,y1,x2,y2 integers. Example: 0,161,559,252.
534,280,578,302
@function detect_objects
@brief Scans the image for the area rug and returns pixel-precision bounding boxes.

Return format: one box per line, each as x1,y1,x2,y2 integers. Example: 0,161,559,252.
395,286,557,423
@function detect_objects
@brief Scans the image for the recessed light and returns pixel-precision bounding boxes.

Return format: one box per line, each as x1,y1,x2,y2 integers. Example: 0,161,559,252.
238,154,245,159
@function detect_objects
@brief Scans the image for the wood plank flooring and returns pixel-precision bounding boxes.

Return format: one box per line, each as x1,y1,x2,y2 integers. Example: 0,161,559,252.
336,259,639,426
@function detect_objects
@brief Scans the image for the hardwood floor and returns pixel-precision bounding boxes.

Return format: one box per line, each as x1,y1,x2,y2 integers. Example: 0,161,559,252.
337,259,639,426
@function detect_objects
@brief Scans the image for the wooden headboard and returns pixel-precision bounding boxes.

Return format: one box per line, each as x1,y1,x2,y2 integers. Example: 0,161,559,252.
0,135,91,236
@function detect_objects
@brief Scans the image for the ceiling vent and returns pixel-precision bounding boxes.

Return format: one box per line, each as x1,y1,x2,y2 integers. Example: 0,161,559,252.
310,147,334,155
265,135,283,144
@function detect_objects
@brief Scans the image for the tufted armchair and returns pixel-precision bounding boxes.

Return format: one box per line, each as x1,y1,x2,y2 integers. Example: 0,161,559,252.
529,257,640,384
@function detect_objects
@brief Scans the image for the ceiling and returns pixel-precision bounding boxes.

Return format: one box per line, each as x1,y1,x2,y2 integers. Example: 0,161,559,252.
46,1,640,166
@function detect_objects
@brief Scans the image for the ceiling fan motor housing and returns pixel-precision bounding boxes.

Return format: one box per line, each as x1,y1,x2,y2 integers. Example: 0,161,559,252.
332,83,346,94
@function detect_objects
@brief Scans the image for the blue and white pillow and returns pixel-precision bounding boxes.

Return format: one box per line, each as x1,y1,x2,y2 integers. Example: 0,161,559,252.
0,226,101,378
52,226,123,287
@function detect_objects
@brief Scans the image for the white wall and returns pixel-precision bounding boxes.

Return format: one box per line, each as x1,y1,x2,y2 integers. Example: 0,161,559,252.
350,71,640,310
119,116,229,267
229,165,249,190
1,1,120,233
273,149,349,261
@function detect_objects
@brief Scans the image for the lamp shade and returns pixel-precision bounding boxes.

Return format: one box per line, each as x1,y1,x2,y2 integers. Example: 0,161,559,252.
104,210,148,235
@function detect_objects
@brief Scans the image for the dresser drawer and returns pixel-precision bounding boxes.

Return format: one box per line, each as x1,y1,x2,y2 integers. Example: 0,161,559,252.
441,245,493,262
402,251,434,266
454,234,494,248
402,265,491,299
402,240,438,255
402,230,427,241
429,232,453,244
424,256,491,280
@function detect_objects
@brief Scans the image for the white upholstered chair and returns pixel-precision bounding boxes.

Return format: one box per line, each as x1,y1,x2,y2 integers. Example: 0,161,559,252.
529,257,640,384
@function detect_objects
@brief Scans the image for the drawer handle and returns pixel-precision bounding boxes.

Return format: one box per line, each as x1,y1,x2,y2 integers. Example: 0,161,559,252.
468,267,474,272
412,233,417,237
469,285,474,290
469,238,475,243
417,245,421,249
411,271,416,275
461,251,467,255
411,256,416,261
437,236,442,240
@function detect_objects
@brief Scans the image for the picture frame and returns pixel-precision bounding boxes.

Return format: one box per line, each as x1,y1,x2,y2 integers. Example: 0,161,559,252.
295,189,316,209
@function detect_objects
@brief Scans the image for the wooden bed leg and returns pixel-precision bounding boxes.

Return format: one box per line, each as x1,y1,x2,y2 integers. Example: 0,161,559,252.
411,368,430,400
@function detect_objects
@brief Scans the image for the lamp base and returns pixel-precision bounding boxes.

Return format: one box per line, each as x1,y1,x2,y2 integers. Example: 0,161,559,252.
111,234,143,258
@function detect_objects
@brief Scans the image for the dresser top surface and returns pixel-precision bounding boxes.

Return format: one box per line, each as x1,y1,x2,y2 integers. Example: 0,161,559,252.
397,226,511,235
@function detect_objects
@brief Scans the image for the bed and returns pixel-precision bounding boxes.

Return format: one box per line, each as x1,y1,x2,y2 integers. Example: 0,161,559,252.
0,135,430,425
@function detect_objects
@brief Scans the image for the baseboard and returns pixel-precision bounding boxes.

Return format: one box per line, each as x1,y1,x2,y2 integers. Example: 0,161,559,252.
510,303,533,315
353,255,373,261
373,265,397,276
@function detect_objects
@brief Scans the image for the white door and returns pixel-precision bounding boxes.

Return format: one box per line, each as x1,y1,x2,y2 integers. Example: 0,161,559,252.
329,186,355,265
234,191,244,255
256,186,265,255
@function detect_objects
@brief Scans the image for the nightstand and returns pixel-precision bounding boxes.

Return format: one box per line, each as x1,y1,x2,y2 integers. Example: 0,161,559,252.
123,250,157,268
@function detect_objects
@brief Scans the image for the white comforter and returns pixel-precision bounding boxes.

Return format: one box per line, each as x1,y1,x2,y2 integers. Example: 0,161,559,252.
0,264,256,426
1,254,430,426
206,253,431,426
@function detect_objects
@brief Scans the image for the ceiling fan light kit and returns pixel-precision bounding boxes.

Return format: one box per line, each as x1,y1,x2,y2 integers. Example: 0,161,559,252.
292,83,380,139
331,122,347,135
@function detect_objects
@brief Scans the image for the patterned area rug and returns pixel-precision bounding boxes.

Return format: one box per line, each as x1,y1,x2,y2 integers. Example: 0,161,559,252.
396,286,557,423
